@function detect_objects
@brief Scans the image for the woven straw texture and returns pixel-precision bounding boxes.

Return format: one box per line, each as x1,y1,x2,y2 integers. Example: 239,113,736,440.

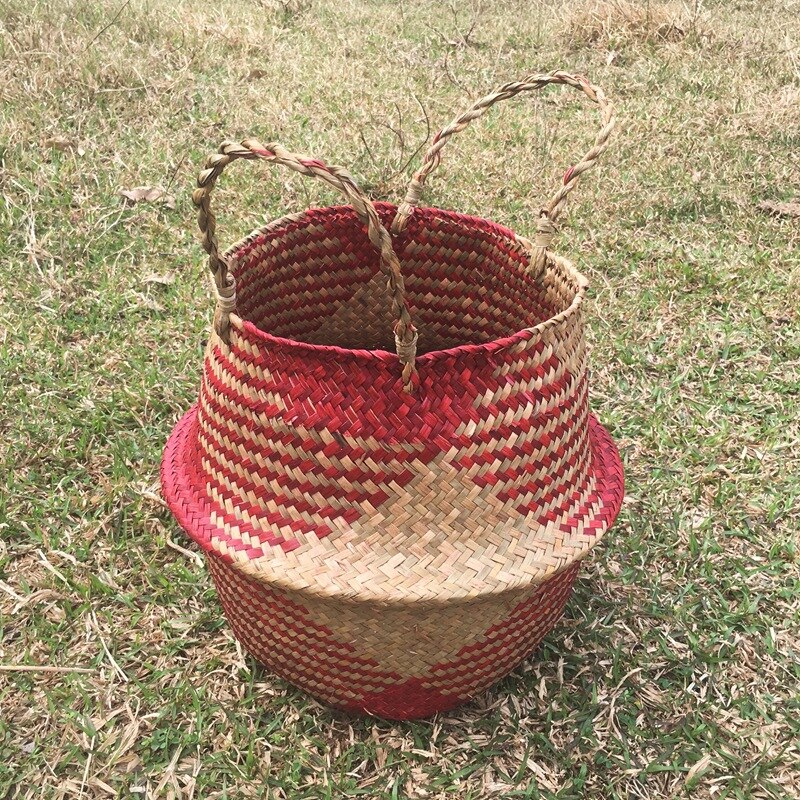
162,71,624,719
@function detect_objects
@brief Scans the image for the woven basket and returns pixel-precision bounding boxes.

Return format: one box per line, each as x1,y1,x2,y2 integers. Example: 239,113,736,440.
162,71,624,720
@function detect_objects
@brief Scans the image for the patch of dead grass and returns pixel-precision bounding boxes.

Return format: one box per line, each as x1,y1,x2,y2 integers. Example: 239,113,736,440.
737,83,800,136
562,0,706,48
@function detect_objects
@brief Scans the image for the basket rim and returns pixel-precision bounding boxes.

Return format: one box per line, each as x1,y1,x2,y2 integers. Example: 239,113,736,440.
221,202,589,365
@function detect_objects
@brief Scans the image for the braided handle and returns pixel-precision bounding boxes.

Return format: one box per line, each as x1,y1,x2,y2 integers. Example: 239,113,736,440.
390,71,616,251
193,139,418,392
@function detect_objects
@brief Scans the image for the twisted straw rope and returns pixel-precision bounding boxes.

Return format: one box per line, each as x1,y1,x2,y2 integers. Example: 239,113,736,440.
390,71,617,262
191,72,614,391
192,139,419,391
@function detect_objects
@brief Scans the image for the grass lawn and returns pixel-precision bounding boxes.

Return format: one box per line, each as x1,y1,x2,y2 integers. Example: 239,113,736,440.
1,0,799,797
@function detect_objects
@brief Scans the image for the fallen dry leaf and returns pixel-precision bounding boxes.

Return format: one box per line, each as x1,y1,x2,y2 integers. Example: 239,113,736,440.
247,68,268,80
44,135,74,151
142,271,176,286
685,753,713,786
757,199,800,218
120,186,175,208
44,135,85,156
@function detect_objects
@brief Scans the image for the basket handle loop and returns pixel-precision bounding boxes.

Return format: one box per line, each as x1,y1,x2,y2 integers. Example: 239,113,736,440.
193,139,419,392
390,71,616,253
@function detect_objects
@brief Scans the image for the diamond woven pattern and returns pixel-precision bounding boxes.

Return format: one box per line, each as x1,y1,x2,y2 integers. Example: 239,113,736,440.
208,553,581,719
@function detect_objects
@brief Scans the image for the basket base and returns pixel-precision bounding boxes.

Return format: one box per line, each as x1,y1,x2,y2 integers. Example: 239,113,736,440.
206,552,580,720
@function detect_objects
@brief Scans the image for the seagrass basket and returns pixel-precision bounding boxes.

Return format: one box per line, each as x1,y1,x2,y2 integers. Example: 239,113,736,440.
162,71,624,720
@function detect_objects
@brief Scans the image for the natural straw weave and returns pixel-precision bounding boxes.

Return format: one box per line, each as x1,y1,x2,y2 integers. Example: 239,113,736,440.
162,71,624,720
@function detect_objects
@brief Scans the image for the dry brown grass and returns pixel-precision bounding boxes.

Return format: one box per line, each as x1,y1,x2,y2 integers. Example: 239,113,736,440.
736,83,800,136
562,0,705,48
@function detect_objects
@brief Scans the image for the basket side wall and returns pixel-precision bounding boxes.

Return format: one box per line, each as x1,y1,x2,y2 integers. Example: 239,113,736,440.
207,552,580,719
190,289,592,560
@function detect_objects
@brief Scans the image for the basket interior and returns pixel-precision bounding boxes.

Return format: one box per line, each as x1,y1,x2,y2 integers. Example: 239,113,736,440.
226,204,577,355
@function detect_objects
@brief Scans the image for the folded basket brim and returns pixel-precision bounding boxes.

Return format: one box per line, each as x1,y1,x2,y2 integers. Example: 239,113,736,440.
161,404,624,605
